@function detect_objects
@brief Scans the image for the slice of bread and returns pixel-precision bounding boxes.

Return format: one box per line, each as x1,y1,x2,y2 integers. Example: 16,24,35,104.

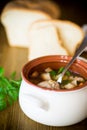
28,19,84,60
1,1,54,47
28,20,68,60
53,20,84,55
1,10,51,47
29,20,84,59
1,0,60,47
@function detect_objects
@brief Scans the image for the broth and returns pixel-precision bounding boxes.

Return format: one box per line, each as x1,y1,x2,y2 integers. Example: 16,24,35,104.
28,67,86,90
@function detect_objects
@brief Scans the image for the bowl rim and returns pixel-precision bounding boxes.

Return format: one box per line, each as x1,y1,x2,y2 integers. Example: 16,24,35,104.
22,55,87,92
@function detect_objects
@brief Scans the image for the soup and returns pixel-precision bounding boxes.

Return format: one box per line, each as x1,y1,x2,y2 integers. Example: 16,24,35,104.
28,67,86,90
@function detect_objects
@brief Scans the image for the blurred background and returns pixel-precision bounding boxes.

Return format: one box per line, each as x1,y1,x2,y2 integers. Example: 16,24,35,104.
0,0,87,26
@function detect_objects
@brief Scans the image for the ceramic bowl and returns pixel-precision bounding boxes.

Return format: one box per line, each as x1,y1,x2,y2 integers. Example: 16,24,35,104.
19,55,87,126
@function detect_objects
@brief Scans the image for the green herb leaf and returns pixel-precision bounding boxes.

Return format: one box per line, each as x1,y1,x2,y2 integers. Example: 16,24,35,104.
58,67,64,74
49,70,57,80
58,67,71,76
50,70,57,77
0,67,4,77
0,67,22,111
62,79,72,85
0,93,7,110
65,71,71,76
10,71,16,79
0,99,7,111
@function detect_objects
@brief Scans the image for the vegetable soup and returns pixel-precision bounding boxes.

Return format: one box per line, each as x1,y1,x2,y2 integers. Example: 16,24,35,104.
28,67,86,90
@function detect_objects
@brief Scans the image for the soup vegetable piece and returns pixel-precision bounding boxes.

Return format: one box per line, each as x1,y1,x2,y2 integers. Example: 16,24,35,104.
29,67,86,90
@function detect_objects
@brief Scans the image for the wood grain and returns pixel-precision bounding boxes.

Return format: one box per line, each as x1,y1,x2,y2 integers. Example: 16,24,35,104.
0,23,87,130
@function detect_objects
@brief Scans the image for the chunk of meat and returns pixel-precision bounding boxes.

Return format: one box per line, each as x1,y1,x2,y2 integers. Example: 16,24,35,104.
38,80,60,90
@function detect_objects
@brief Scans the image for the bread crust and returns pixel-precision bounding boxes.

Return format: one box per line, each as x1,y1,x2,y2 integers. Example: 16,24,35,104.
1,0,60,19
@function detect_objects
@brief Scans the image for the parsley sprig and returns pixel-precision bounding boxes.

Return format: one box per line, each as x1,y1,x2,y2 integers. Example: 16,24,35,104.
0,67,22,111
49,67,71,80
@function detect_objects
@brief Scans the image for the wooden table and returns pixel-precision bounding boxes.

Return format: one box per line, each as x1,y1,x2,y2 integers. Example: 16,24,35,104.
0,23,87,130
0,1,87,129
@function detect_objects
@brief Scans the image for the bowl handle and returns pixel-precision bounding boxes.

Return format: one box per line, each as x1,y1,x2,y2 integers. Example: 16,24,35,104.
20,93,49,112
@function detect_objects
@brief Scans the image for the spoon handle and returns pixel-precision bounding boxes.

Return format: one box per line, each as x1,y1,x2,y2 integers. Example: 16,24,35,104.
57,35,87,83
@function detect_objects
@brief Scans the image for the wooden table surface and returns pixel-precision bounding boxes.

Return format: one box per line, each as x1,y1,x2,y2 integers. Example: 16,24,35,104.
0,1,87,130
0,23,87,130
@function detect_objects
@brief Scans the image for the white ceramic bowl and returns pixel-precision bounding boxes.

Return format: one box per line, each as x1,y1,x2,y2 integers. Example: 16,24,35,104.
19,55,87,126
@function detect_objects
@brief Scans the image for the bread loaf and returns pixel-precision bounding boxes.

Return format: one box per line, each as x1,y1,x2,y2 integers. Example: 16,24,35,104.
1,1,84,61
1,0,60,47
28,19,84,60
28,21,68,60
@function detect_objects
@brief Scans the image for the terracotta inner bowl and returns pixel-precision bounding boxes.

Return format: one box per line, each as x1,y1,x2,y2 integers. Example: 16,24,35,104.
22,55,87,91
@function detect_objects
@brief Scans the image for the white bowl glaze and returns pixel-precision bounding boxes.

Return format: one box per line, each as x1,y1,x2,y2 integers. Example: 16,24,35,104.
19,55,87,126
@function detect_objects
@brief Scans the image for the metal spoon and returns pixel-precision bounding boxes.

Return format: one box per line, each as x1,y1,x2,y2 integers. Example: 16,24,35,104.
57,35,87,84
